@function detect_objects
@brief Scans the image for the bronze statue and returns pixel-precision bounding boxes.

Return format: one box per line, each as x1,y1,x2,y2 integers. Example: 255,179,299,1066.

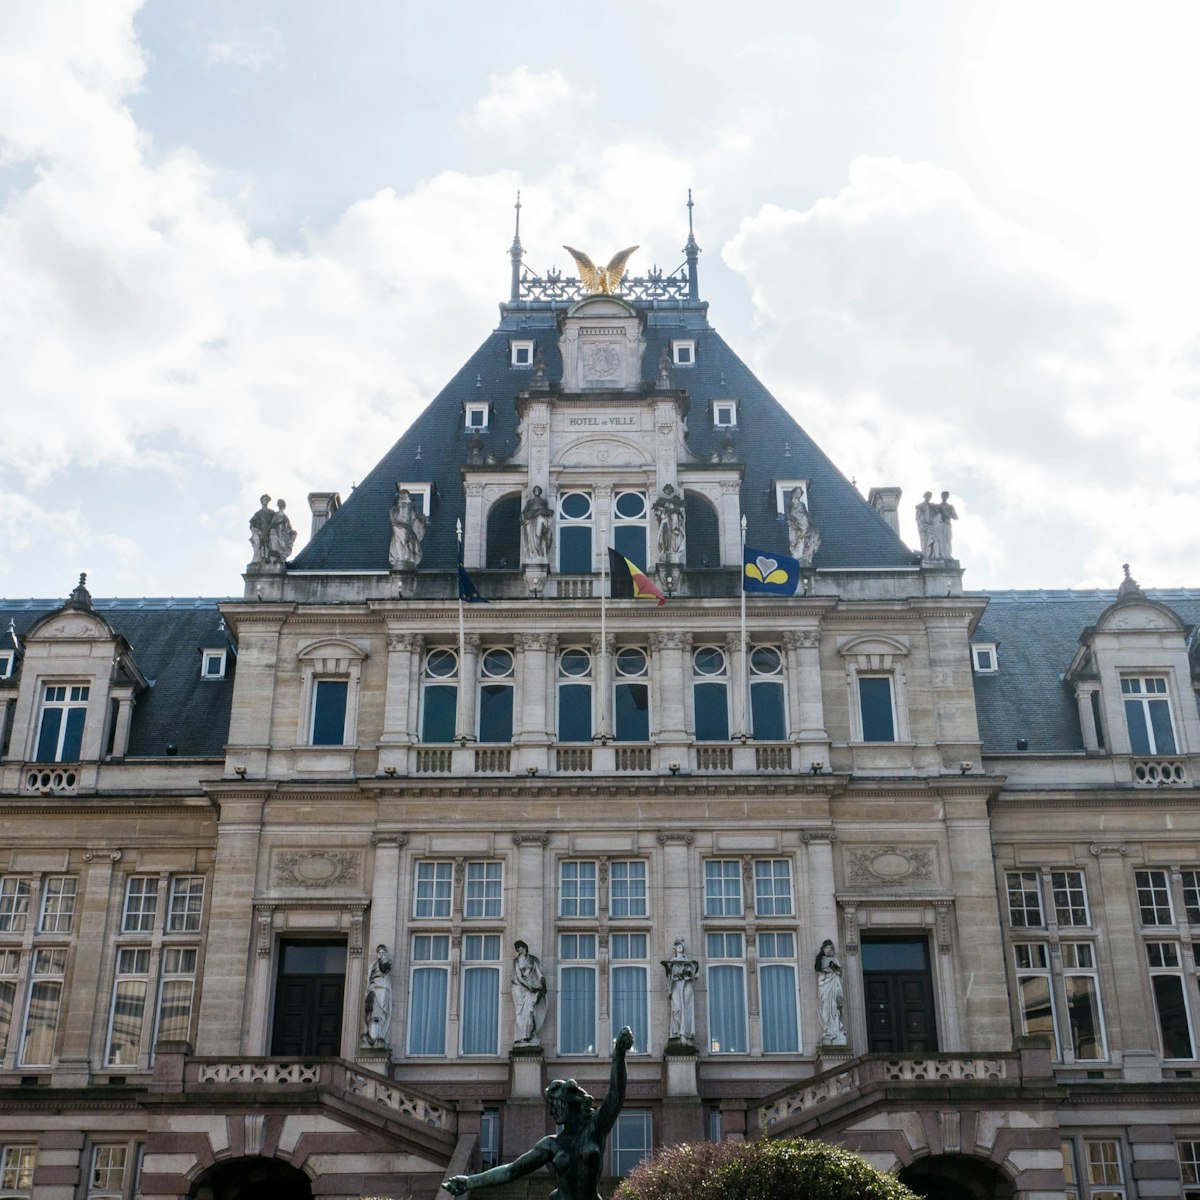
443,1026,634,1197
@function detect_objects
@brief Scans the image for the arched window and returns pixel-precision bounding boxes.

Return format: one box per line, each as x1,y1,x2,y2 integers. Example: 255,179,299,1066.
749,645,787,741
685,491,720,568
692,645,730,742
557,646,593,741
485,493,521,569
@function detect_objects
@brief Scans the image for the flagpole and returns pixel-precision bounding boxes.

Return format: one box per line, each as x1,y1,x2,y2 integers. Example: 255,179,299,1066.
596,515,611,741
739,515,749,741
455,518,468,745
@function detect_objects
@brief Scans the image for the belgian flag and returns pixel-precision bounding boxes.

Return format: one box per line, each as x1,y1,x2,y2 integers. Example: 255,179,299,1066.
608,549,666,606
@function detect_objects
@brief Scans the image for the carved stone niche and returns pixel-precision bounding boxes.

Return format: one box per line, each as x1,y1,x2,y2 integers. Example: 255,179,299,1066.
846,845,935,885
558,296,647,392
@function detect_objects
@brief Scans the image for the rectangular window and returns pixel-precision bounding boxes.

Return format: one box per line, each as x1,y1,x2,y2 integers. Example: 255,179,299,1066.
156,946,198,1043
610,1110,652,1176
613,646,650,743
557,646,594,741
39,876,77,933
609,861,647,918
477,647,515,744
168,876,205,933
1147,942,1195,1059
1050,870,1090,926
559,861,597,918
407,934,450,1056
0,878,31,933
704,860,743,917
464,862,502,919
1182,870,1200,924
611,933,649,1053
557,492,594,574
461,934,501,1055
1135,869,1174,926
0,1146,35,1195
1084,1139,1125,1200
480,1110,500,1169
0,651,13,679
200,649,227,679
753,860,793,917
0,949,19,1060
35,683,89,762
465,402,490,428
107,946,151,1065
310,679,348,746
971,643,998,673
89,1144,128,1199
1179,1140,1200,1200
758,932,799,1053
510,340,534,367
857,676,896,742
1013,943,1059,1059
421,648,459,743
749,645,787,741
712,401,737,427
1061,942,1106,1060
692,644,730,743
413,862,453,919
1062,1139,1080,1200
20,947,66,1065
1006,871,1044,928
706,932,747,1053
1121,675,1176,755
559,934,597,1054
671,339,695,366
123,877,159,933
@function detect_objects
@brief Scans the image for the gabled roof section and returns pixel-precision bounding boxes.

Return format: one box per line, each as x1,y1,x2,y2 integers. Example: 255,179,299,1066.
0,598,236,758
291,300,918,573
972,588,1200,754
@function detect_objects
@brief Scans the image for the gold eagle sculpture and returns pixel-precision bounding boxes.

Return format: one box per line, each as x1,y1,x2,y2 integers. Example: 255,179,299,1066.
562,245,639,295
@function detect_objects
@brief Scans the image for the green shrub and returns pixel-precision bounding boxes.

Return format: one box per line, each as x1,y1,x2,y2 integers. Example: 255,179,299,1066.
614,1137,918,1200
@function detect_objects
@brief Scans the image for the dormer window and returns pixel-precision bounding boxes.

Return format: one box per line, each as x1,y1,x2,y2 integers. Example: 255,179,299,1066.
672,339,695,366
201,649,227,680
35,684,89,763
465,403,490,430
773,479,811,516
510,340,535,368
0,650,13,679
712,401,737,428
972,643,998,673
1121,675,1177,755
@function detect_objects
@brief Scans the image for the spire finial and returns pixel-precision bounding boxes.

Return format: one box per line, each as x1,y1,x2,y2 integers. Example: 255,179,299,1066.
683,189,701,300
509,190,525,303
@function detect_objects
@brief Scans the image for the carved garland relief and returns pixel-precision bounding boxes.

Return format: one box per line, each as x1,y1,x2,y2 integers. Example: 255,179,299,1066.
846,845,934,884
272,849,362,890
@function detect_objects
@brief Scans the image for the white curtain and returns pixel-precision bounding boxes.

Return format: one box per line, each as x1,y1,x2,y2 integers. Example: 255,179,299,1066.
408,968,448,1055
707,965,746,1053
611,965,648,1052
461,966,499,1054
759,964,799,1052
559,966,596,1054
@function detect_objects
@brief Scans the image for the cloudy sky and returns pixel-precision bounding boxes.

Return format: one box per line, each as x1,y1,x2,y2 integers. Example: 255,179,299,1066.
2,1,1198,600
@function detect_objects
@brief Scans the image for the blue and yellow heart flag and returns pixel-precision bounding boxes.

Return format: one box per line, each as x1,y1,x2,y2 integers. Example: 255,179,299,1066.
743,546,801,595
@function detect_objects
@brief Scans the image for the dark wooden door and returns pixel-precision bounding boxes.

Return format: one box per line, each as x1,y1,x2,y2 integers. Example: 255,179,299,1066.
862,937,938,1053
271,941,346,1056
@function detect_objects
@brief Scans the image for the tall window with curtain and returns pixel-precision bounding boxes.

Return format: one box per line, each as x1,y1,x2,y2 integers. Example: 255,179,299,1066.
407,934,450,1056
706,932,747,1054
558,933,597,1054
610,933,649,1053
757,932,799,1052
460,934,501,1055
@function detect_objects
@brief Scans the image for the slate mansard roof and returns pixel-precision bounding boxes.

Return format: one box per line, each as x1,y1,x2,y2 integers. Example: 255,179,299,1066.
970,588,1200,755
0,598,236,759
289,298,919,575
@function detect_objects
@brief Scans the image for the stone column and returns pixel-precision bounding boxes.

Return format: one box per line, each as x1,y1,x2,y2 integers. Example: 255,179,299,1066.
464,483,486,569
926,615,982,765
651,631,689,746
802,829,841,1057
786,630,828,769
109,688,135,758
592,633,613,741
195,791,266,1054
407,634,425,743
726,632,746,740
1075,682,1101,752
455,633,481,743
718,480,741,567
379,630,419,773
367,834,405,1056
53,851,119,1084
223,611,287,778
514,633,552,744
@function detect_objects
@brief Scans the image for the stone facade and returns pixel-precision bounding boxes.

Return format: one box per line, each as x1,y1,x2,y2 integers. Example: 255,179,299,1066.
0,248,1198,1200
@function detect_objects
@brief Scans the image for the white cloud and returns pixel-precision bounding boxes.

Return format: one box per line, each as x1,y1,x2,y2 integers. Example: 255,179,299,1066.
724,157,1200,589
205,27,285,73
467,66,594,135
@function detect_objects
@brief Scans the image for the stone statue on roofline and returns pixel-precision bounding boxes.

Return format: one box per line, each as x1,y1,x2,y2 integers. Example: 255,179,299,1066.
915,489,958,561
653,484,686,564
520,487,553,563
787,487,820,565
388,486,426,570
248,495,296,566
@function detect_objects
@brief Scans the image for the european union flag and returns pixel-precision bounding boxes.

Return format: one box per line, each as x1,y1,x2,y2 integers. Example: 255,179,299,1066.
743,546,801,595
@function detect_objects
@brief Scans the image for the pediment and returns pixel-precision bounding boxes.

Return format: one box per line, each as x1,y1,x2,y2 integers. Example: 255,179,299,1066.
1095,599,1186,633
556,435,651,469
565,294,638,319
25,608,115,642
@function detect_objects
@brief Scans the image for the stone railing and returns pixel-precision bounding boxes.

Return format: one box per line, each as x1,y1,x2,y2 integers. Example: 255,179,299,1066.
555,576,595,599
1131,758,1189,786
615,746,651,772
22,765,80,795
755,744,793,771
187,1057,450,1130
197,1061,319,1085
414,748,453,774
556,746,593,772
757,1052,1015,1134
695,745,733,771
348,1071,450,1128
882,1057,1006,1081
474,747,511,773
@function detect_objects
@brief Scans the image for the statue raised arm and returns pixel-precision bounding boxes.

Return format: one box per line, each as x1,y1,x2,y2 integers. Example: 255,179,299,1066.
443,1026,634,1198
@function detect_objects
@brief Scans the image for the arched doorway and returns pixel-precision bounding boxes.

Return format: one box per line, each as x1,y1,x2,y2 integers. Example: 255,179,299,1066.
189,1156,313,1200
898,1153,1015,1200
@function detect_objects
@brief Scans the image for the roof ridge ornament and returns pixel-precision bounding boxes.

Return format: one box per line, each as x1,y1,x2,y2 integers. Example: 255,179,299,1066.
684,188,701,301
509,191,524,303
65,572,93,611
561,245,639,295
1116,562,1146,601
